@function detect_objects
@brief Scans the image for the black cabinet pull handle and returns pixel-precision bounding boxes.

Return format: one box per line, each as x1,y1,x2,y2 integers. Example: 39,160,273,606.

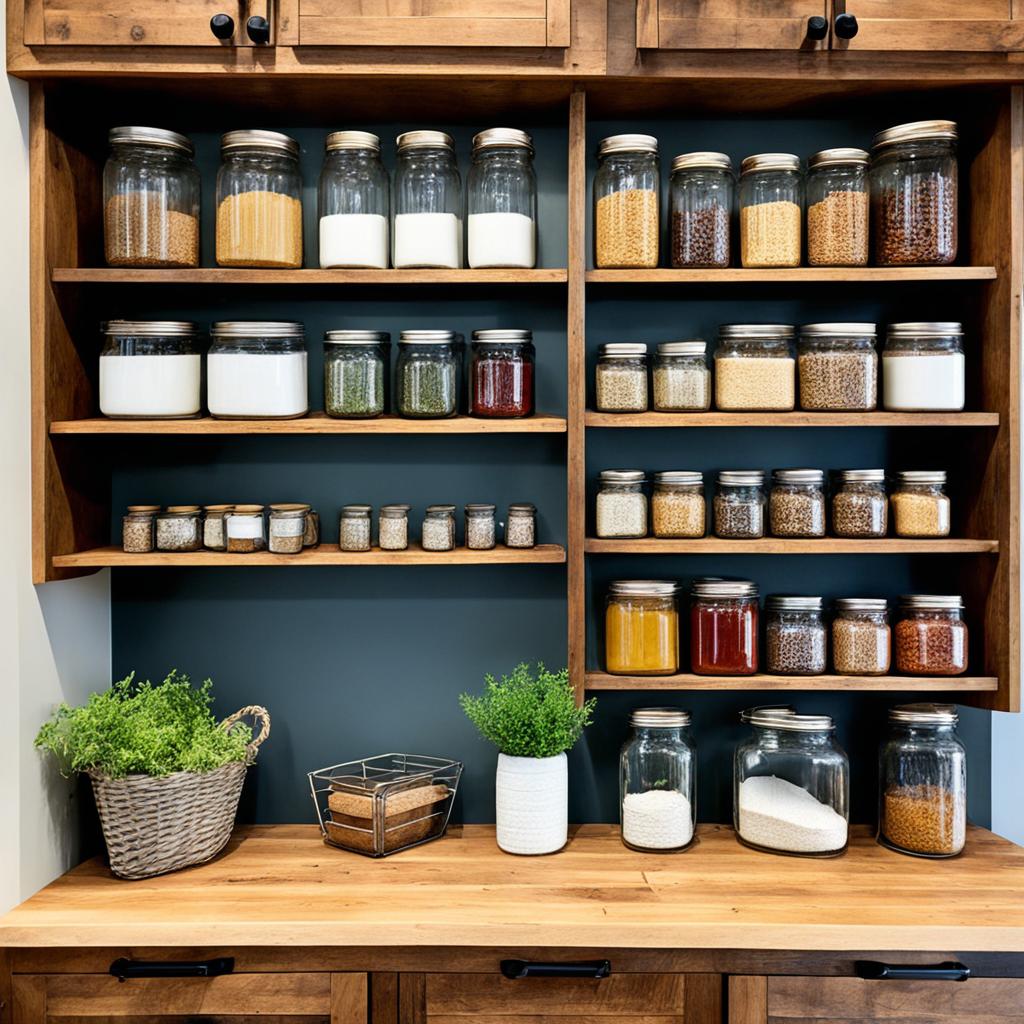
209,13,235,39
834,12,859,38
805,15,828,40
500,959,611,980
246,15,271,43
855,960,970,982
109,957,235,982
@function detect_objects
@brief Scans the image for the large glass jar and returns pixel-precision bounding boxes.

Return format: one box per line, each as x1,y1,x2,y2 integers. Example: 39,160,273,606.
471,329,534,418
324,330,388,419
714,470,766,539
739,154,802,268
714,325,796,411
891,470,950,537
216,130,302,269
596,470,647,539
156,506,202,552
468,128,536,269
882,322,965,411
207,322,308,419
669,152,733,269
769,468,825,538
798,323,878,411
620,708,697,852
832,469,888,538
594,135,659,269
422,504,456,551
103,126,200,268
606,580,679,676
765,596,826,676
393,131,462,269
318,131,389,269
653,340,710,411
806,148,869,267
595,343,648,412
833,597,890,675
505,503,537,548
652,471,705,539
99,320,201,419
894,595,968,676
691,578,758,676
878,703,966,858
871,120,958,266
734,708,849,857
226,505,265,553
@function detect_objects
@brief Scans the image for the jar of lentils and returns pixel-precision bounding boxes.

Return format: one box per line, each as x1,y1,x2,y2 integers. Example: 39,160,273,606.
797,323,878,411
339,505,373,552
765,595,826,676
738,154,802,268
202,504,232,551
422,504,456,551
395,330,458,418
714,325,796,411
894,595,968,676
156,506,201,552
891,471,950,537
652,340,710,412
669,151,733,269
226,505,265,553
769,468,825,538
594,134,659,269
505,503,537,548
122,505,159,553
832,469,888,538
378,504,410,551
806,148,869,267
465,504,497,550
269,504,309,555
596,470,647,539
833,597,890,675
691,578,759,675
595,343,648,413
471,329,535,418
652,471,705,538
715,470,766,539
324,330,388,419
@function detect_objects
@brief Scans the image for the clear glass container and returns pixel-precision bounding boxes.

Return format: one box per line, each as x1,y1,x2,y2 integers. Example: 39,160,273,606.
652,471,705,539
395,330,458,419
878,703,966,858
871,120,958,266
268,503,309,554
833,597,890,676
669,152,733,269
392,131,462,269
734,708,849,857
652,340,710,411
832,469,888,538
739,154,802,268
691,578,758,675
104,127,200,268
216,130,302,269
891,471,951,538
156,506,202,552
378,504,411,551
620,708,697,852
318,131,389,269
714,325,796,411
798,323,878,411
596,469,647,539
769,468,825,538
465,503,497,550
605,580,679,676
714,470,766,539
806,148,869,267
596,342,648,412
202,504,232,551
882,322,964,412
505,503,536,548
894,595,968,676
122,505,159,553
468,128,536,269
594,135,659,269
324,330,388,419
422,504,456,551
471,329,534,418
226,505,265,553
765,595,826,675
339,504,372,552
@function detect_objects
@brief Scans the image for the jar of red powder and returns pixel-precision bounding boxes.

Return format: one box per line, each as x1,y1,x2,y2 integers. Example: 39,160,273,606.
690,578,759,675
471,329,535,418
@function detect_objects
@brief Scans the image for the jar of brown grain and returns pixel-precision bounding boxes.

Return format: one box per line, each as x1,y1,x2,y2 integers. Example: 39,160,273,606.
894,595,967,676
806,148,869,267
594,135,660,269
738,154,802,268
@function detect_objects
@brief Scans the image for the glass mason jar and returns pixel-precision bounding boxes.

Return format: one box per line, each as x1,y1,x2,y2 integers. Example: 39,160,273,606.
103,126,200,268
871,120,958,266
714,325,796,411
318,131,389,269
714,470,766,539
734,708,849,857
378,504,411,551
739,154,802,268
468,128,536,269
268,503,309,555
806,148,869,267
669,152,733,269
156,506,202,552
691,578,759,676
652,471,705,539
216,130,303,269
832,469,888,538
99,320,201,419
882,322,965,412
620,708,697,852
208,322,308,419
122,505,159,553
596,470,647,539
422,504,456,551
878,703,966,858
833,597,890,676
465,503,497,550
392,131,462,269
798,323,878,411
765,595,826,676
891,470,950,537
505,503,537,548
202,504,233,551
769,468,825,538
226,505,265,553
596,343,648,412
653,340,710,412
471,329,535,418
324,330,388,419
895,595,968,676
594,135,660,269
339,504,372,552
395,330,458,418
605,580,679,676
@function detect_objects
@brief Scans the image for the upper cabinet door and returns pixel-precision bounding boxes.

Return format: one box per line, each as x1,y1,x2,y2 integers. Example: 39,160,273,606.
637,0,829,50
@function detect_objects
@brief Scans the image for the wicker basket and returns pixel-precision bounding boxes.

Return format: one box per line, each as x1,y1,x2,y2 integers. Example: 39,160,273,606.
88,705,270,880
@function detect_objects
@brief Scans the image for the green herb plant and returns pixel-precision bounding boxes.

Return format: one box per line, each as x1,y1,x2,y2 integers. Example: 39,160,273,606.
35,670,251,779
459,663,596,759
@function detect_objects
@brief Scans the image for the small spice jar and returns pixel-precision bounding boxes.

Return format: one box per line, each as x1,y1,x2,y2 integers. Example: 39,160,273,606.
324,330,389,419
606,580,679,676
594,135,660,269
895,595,968,676
471,329,535,418
891,471,951,537
669,152,733,269
691,578,758,675
806,148,869,267
465,504,497,550
871,120,958,266
202,504,233,551
393,131,462,269
596,470,647,539
422,504,456,551
832,469,888,538
714,325,796,411
505,503,537,548
769,468,825,538
378,504,411,551
225,505,265,553
652,471,705,539
652,340,710,412
833,597,890,675
797,323,878,411
155,506,201,552
468,128,536,269
882,322,965,412
339,504,373,552
878,703,966,858
739,154,802,268
765,596,826,676
595,343,648,413
714,470,766,539
268,503,309,555
620,707,697,852
122,505,159,553
395,331,459,419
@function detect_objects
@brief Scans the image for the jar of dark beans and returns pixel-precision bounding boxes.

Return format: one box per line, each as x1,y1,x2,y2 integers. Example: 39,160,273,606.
769,468,825,538
669,152,733,269
156,506,202,552
765,595,827,676
894,595,968,676
122,505,159,553
471,329,535,418
714,470,766,539
832,469,887,537
465,503,497,550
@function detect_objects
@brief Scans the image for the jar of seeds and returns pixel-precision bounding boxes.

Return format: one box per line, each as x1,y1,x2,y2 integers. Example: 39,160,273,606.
594,134,659,269
377,504,410,551
652,340,710,411
269,503,309,554
465,504,497,550
596,343,648,413
797,323,878,411
652,471,705,538
714,325,795,411
226,505,265,553
395,330,458,419
122,505,159,553
669,152,733,269
738,154,802,268
505,503,537,548
891,471,950,537
769,468,825,538
422,505,456,551
155,506,201,552
714,470,766,539
832,469,887,537
832,598,890,675
202,504,232,551
806,148,869,267
765,596,827,675
339,504,372,552
894,595,968,676
324,330,389,419
304,509,320,548
596,470,647,539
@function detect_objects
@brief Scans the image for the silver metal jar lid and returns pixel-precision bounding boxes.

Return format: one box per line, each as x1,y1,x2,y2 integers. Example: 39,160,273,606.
747,709,834,732
609,580,679,597
765,595,823,612
473,127,533,152
508,503,536,516
630,707,691,728
899,594,964,610
221,129,299,156
600,470,646,484
691,577,757,599
835,597,888,613
740,704,795,724
740,153,800,175
472,329,533,343
104,320,197,337
895,470,947,485
772,468,824,485
340,504,372,517
872,120,958,149
598,134,658,156
380,504,411,517
800,322,877,338
808,147,869,169
654,471,703,486
838,469,885,483
425,504,456,514
465,503,496,514
890,702,958,725
324,330,390,345
396,130,454,152
109,126,193,154
325,130,381,152
887,322,963,338
599,342,648,357
718,324,795,341
658,340,707,356
671,151,732,172
717,470,765,487
211,321,305,339
399,330,457,345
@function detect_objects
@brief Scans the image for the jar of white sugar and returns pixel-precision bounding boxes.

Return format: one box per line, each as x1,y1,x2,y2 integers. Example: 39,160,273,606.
882,322,965,411
468,128,536,269
734,707,849,857
596,470,647,538
319,131,389,269
393,131,462,269
620,707,696,852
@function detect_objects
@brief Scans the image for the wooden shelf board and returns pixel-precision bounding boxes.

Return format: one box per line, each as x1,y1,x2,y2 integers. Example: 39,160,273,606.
585,538,999,555
585,411,1000,428
51,267,569,285
585,672,999,692
586,267,997,284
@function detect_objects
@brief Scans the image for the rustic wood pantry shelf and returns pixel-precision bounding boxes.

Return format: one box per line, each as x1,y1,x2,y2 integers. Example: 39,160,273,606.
584,538,1000,555
585,411,1001,428
585,673,1000,693
51,268,570,286
585,267,998,284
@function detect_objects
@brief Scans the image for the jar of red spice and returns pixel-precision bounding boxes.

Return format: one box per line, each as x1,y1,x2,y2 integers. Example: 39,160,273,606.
470,329,535,418
691,578,759,676
894,595,968,676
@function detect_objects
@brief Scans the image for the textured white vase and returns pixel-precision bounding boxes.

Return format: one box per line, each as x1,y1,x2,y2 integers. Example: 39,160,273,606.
495,752,568,855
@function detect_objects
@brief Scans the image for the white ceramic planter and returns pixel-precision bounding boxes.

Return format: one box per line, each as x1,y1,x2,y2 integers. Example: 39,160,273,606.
495,752,568,855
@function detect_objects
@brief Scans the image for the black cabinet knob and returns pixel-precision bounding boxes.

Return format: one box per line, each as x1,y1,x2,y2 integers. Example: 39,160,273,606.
210,13,235,39
246,15,271,43
834,12,859,38
805,15,828,40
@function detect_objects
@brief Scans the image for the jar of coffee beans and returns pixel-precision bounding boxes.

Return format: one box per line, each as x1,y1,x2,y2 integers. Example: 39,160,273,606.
596,470,648,539
594,135,660,269
765,595,826,675
595,343,648,412
738,154,802,268
652,340,711,411
769,469,825,537
832,469,887,538
797,323,878,411
891,471,950,537
806,148,869,267
894,595,967,676
669,152,733,269
714,470,766,539
832,598,890,675
652,471,705,538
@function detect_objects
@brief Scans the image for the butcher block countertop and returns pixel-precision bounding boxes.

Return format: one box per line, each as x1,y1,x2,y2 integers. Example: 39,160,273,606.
2,824,1023,952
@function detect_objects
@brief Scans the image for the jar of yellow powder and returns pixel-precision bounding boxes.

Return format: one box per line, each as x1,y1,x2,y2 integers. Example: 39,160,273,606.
605,580,679,676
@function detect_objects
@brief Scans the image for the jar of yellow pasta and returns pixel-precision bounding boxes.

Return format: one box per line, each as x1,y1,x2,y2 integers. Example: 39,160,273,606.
605,580,679,676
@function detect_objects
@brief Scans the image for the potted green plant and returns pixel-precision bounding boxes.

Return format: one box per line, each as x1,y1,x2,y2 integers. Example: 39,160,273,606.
460,663,595,855
35,670,269,880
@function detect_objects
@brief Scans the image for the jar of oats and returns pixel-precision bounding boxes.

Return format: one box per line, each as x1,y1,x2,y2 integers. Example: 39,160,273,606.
714,470,766,539
596,343,649,412
596,470,648,539
652,471,705,538
739,154,802,268
338,504,373,552
797,323,878,411
594,135,660,269
714,325,795,411
891,471,951,537
806,148,869,267
769,468,826,538
652,340,711,412
832,469,888,538
378,504,411,551
833,598,890,675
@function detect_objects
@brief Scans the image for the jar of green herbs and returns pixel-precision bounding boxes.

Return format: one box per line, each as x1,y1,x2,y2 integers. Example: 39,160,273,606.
323,330,389,418
395,330,458,418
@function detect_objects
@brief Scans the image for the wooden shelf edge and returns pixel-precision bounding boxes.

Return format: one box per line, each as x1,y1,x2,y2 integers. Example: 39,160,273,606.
51,267,569,285
585,267,998,283
585,673,1000,692
584,538,1000,554
585,411,1001,428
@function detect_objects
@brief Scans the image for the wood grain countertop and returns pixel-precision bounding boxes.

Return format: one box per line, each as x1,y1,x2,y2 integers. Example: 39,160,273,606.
2,824,1023,952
